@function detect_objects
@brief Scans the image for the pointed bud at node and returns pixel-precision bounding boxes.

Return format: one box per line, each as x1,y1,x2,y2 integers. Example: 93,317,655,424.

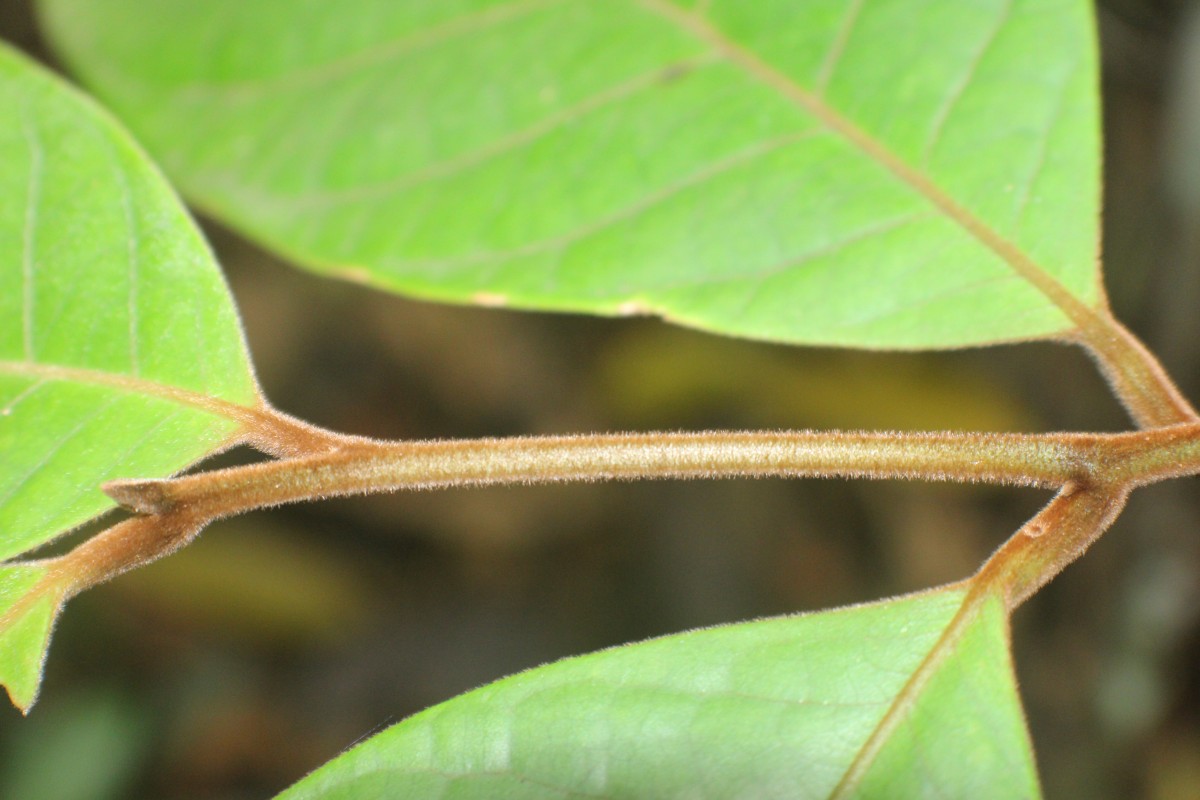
102,479,176,515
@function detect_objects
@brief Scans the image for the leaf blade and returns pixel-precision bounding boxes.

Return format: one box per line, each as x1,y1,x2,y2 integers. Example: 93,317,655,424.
0,563,61,712
277,588,1039,799
39,0,1101,349
0,42,258,558
836,591,1038,797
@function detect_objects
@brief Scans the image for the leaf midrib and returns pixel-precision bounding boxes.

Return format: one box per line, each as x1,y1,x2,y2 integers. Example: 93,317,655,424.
638,0,1106,339
828,586,994,797
0,359,260,427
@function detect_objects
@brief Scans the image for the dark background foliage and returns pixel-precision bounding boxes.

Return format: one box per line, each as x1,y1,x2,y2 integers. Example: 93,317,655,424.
2,1,1200,797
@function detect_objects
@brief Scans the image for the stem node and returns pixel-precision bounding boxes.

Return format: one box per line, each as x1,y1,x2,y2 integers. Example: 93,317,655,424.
102,479,175,516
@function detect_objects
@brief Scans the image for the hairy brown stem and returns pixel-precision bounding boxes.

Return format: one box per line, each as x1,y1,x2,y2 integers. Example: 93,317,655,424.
1073,316,1200,428
974,482,1131,609
105,429,1104,521
104,423,1200,523
52,511,206,598
71,420,1200,602
240,402,374,457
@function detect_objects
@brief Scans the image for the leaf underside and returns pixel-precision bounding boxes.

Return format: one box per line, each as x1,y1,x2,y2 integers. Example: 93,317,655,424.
279,588,1039,799
40,0,1101,349
0,43,257,561
0,564,58,711
0,42,259,709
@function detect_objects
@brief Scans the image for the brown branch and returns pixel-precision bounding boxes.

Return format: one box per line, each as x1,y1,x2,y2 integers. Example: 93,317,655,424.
973,481,1131,609
1071,317,1200,428
103,422,1200,526
103,428,1102,522
25,417,1197,606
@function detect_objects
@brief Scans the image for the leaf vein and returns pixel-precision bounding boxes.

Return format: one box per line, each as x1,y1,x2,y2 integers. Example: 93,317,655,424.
377,130,819,272
0,379,47,417
728,210,936,319
0,394,124,514
0,360,258,429
107,133,141,377
921,0,1014,166
1010,54,1077,236
19,104,42,364
828,591,983,798
272,54,722,209
176,0,569,97
814,0,865,95
590,194,935,300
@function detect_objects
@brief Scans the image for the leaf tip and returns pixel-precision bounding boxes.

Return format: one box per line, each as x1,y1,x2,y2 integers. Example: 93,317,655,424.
0,574,65,715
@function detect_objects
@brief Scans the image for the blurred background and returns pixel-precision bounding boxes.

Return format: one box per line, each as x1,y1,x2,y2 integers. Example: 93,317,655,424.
3,1,1200,797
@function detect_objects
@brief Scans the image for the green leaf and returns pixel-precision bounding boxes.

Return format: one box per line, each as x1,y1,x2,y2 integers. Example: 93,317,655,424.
39,0,1100,349
0,563,61,711
277,587,1039,799
0,43,258,560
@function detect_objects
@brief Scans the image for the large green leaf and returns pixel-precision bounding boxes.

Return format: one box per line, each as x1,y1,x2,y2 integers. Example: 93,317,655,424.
39,0,1100,349
278,587,1039,798
0,42,258,560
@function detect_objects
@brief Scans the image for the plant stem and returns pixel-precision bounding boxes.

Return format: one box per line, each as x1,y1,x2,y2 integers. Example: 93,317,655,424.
104,421,1200,523
44,511,203,599
72,419,1200,604
1074,316,1199,427
973,482,1130,609
104,429,1097,520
